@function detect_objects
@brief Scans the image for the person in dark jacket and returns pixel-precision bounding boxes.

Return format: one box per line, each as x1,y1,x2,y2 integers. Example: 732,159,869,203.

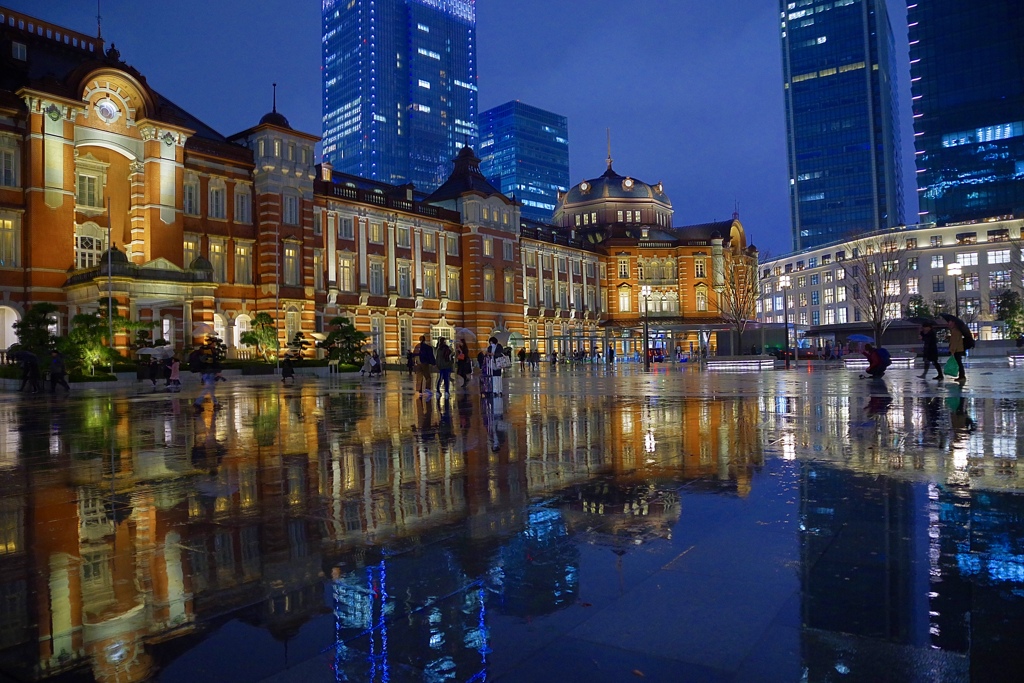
456,338,472,387
49,350,70,393
918,322,943,380
435,338,454,394
281,357,295,384
414,335,435,394
19,354,41,393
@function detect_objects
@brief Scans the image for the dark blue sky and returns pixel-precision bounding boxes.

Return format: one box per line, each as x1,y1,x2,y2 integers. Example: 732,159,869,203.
11,0,916,256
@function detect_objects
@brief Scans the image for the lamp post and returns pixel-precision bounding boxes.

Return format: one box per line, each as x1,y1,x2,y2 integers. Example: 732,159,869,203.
641,285,652,372
946,262,961,318
779,275,792,369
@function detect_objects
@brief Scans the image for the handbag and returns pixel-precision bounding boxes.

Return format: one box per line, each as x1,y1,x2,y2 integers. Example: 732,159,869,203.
495,354,512,370
943,355,959,377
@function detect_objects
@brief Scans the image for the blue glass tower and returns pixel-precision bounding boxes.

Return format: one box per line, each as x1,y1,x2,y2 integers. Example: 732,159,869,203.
780,0,904,251
910,0,1024,225
478,101,569,223
322,0,477,192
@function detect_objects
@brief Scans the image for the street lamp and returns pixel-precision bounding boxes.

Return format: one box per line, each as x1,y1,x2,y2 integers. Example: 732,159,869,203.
641,285,652,372
779,275,792,369
946,261,961,318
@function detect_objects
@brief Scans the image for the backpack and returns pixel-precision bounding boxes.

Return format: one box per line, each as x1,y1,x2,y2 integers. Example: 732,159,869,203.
188,348,204,373
877,347,892,367
963,329,976,350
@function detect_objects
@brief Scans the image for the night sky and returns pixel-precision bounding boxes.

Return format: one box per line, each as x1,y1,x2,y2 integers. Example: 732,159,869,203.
8,0,917,257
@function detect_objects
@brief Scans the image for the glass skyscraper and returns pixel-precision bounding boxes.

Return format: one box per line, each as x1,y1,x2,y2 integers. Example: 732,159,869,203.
322,0,477,192
780,0,904,251
909,0,1024,225
478,101,569,223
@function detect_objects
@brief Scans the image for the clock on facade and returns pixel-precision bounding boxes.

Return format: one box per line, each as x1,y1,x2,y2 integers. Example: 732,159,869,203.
623,178,634,190
95,97,120,124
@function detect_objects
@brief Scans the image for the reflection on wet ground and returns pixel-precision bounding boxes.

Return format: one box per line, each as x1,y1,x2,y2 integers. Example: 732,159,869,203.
1,366,1023,681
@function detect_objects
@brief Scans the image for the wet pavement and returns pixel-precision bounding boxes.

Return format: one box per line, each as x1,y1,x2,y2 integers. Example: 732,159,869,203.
1,363,1023,682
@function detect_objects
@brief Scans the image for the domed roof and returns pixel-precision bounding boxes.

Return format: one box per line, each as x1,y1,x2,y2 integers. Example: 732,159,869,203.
189,256,214,272
559,165,671,208
101,245,129,265
259,110,291,129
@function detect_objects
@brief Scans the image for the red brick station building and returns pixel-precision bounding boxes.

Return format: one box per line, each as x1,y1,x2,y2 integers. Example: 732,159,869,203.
0,8,757,362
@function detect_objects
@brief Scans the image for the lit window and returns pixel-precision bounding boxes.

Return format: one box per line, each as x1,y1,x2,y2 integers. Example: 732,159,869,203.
423,232,436,252
234,243,252,285
209,238,226,282
483,237,493,257
0,216,18,267
483,268,495,301
369,222,383,243
77,174,101,208
696,288,708,311
313,249,323,290
338,256,354,292
504,271,515,303
694,259,706,278
423,266,436,298
369,261,385,295
283,244,299,285
447,269,461,300
446,234,459,256
74,224,106,269
618,259,630,279
183,235,199,267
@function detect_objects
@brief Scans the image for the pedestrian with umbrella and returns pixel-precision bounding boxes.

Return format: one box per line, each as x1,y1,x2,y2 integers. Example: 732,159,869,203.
917,320,943,381
12,350,40,393
941,313,973,384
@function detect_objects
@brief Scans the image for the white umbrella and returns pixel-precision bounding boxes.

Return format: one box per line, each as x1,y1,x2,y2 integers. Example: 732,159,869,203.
455,327,477,342
309,332,327,341
138,347,173,359
491,331,511,346
192,323,214,336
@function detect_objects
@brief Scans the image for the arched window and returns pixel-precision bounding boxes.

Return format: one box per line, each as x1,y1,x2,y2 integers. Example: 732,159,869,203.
0,305,20,350
618,285,632,313
696,286,709,312
160,315,175,347
234,314,252,348
285,306,301,344
74,222,106,269
213,313,227,343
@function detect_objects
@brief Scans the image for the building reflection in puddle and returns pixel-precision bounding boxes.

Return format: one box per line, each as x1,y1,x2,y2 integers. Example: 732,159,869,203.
1,381,1023,679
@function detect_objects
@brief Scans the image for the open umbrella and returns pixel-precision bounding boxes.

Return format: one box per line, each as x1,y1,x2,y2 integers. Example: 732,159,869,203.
8,350,36,363
938,313,973,339
490,330,511,346
847,334,874,343
137,347,173,359
906,316,939,326
309,332,327,341
192,322,214,336
454,327,477,343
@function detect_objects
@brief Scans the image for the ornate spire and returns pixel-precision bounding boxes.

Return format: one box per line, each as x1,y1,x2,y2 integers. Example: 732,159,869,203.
272,83,277,113
606,128,613,170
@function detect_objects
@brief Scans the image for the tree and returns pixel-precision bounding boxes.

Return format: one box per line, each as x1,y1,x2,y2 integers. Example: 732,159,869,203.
286,331,312,359
240,312,279,361
996,290,1024,339
322,317,366,365
712,247,762,354
60,312,119,375
13,302,58,356
906,294,930,319
839,234,911,344
203,333,227,363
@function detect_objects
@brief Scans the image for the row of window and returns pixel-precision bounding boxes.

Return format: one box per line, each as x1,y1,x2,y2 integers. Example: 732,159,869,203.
616,286,709,313
524,279,602,312
771,231,1013,276
182,176,254,223
523,251,601,279
335,256,464,300
618,258,707,280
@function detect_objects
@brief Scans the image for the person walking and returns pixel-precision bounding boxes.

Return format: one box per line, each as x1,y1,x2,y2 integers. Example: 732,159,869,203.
486,336,505,397
406,348,416,376
168,356,181,392
456,338,472,387
918,322,943,380
414,335,435,395
435,338,454,395
193,343,223,411
282,357,296,384
18,353,41,393
947,319,967,383
148,358,160,388
49,350,71,394
517,347,526,371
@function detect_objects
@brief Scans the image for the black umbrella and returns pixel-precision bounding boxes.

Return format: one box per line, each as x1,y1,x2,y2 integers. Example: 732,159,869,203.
906,316,939,326
938,313,973,339
8,350,36,363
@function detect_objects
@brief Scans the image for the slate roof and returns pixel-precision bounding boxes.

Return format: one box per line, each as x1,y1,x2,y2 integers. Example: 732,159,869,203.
426,146,510,204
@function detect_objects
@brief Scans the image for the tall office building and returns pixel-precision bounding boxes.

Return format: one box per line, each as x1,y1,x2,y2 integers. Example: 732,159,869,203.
478,101,569,223
780,0,904,251
909,1,1024,225
322,0,477,192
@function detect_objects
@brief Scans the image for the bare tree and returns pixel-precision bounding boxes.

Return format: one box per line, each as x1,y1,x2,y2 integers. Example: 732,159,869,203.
839,233,911,344
714,247,767,355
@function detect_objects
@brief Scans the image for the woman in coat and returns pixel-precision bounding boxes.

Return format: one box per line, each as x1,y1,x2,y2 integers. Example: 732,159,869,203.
948,320,967,383
485,336,504,397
